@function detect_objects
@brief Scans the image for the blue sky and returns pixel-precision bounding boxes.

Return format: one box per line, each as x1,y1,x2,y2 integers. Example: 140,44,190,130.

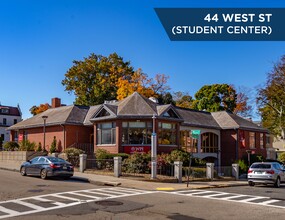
1,0,285,119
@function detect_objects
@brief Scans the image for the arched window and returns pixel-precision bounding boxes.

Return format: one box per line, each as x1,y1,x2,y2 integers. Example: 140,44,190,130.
201,132,218,153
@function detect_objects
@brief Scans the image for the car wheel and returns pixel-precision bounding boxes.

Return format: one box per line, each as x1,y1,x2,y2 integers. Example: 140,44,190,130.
40,169,47,179
248,181,255,186
274,177,281,188
20,167,26,176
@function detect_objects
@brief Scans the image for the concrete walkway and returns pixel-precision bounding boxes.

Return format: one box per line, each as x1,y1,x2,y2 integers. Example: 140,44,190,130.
74,172,248,190
0,161,248,191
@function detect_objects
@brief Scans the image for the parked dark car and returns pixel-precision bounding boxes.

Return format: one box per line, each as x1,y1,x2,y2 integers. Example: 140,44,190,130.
20,156,74,179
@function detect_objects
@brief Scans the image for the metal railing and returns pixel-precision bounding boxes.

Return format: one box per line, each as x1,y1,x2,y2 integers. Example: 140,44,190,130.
68,143,94,154
183,166,207,180
214,166,233,178
86,159,114,172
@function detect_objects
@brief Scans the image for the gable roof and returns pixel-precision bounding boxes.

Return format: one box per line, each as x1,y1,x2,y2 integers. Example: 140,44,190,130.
7,105,89,130
176,108,221,129
117,92,157,116
0,105,21,117
211,111,268,132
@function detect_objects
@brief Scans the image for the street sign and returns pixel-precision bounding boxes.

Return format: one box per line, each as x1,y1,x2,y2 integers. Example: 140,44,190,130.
191,130,200,139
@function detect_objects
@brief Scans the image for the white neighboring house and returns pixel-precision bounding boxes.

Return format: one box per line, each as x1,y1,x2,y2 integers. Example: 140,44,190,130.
0,104,22,148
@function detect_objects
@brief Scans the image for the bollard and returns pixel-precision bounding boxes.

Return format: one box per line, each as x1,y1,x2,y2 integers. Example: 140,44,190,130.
232,164,239,180
51,153,59,158
174,161,183,183
114,157,122,177
206,163,214,180
79,154,87,173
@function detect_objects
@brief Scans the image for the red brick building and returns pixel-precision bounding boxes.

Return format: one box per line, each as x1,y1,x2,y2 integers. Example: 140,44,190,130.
8,93,273,166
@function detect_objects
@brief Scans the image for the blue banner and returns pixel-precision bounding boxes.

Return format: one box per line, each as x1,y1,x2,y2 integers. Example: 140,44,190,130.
155,8,285,41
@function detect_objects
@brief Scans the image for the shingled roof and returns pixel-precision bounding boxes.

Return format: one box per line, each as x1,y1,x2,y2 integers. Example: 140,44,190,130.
211,111,267,132
7,105,89,130
116,92,157,116
8,92,268,132
0,105,21,116
176,108,221,129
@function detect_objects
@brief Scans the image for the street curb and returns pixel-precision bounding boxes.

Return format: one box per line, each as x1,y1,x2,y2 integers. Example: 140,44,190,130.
69,176,122,187
0,167,19,173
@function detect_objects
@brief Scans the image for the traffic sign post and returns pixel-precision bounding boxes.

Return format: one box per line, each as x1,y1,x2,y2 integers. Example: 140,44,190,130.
151,115,157,179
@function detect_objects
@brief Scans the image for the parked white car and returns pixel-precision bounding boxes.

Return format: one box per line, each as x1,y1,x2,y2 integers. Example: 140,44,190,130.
248,162,285,188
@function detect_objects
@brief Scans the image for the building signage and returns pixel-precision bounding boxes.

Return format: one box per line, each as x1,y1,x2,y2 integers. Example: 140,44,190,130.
239,130,246,148
124,146,151,154
18,134,23,142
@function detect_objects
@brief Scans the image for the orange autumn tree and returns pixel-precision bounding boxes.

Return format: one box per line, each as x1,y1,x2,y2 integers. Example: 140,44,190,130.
29,103,51,116
116,69,170,100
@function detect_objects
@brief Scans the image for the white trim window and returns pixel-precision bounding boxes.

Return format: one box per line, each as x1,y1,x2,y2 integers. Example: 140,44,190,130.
249,132,256,149
122,121,152,145
158,122,176,145
260,133,264,149
97,122,116,145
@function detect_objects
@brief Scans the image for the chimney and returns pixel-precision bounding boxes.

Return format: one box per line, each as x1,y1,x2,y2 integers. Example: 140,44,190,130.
51,97,61,108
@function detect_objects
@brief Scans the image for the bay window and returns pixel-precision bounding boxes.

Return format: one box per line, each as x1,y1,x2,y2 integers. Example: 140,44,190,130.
97,122,116,145
158,122,176,145
122,121,152,145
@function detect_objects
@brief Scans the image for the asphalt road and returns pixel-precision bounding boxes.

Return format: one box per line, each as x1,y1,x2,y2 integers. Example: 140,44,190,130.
1,169,285,220
0,169,98,201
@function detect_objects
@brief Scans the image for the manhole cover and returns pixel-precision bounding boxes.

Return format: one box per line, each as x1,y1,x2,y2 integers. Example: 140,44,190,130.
265,191,273,193
95,201,123,206
27,189,44,193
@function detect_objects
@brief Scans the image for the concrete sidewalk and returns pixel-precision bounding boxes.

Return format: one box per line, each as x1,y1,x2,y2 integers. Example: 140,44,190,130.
0,161,248,191
74,171,248,190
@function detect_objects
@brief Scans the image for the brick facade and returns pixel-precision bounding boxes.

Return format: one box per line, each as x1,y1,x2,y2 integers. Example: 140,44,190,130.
220,129,268,166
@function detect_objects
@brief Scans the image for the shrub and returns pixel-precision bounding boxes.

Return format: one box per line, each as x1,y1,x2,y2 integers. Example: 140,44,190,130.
166,149,190,166
95,148,111,159
191,167,206,178
278,152,285,164
64,147,85,167
191,157,207,167
122,152,150,173
37,142,42,152
64,147,85,156
236,159,248,174
3,141,19,151
50,136,57,153
251,154,264,164
19,140,36,151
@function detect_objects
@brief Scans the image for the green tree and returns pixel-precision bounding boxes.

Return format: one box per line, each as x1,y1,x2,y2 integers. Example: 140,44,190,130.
192,84,237,112
62,53,134,106
173,91,193,108
278,152,285,164
50,136,57,154
257,55,285,138
158,92,175,105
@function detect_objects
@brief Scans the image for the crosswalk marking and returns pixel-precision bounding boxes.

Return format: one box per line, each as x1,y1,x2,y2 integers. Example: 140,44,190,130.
259,199,281,205
238,197,266,202
32,197,66,206
0,206,20,215
67,192,101,199
171,189,284,209
12,200,45,211
0,187,154,219
51,194,80,201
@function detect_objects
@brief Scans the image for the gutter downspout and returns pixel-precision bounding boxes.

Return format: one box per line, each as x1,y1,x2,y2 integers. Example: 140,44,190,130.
60,124,66,150
235,128,239,161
